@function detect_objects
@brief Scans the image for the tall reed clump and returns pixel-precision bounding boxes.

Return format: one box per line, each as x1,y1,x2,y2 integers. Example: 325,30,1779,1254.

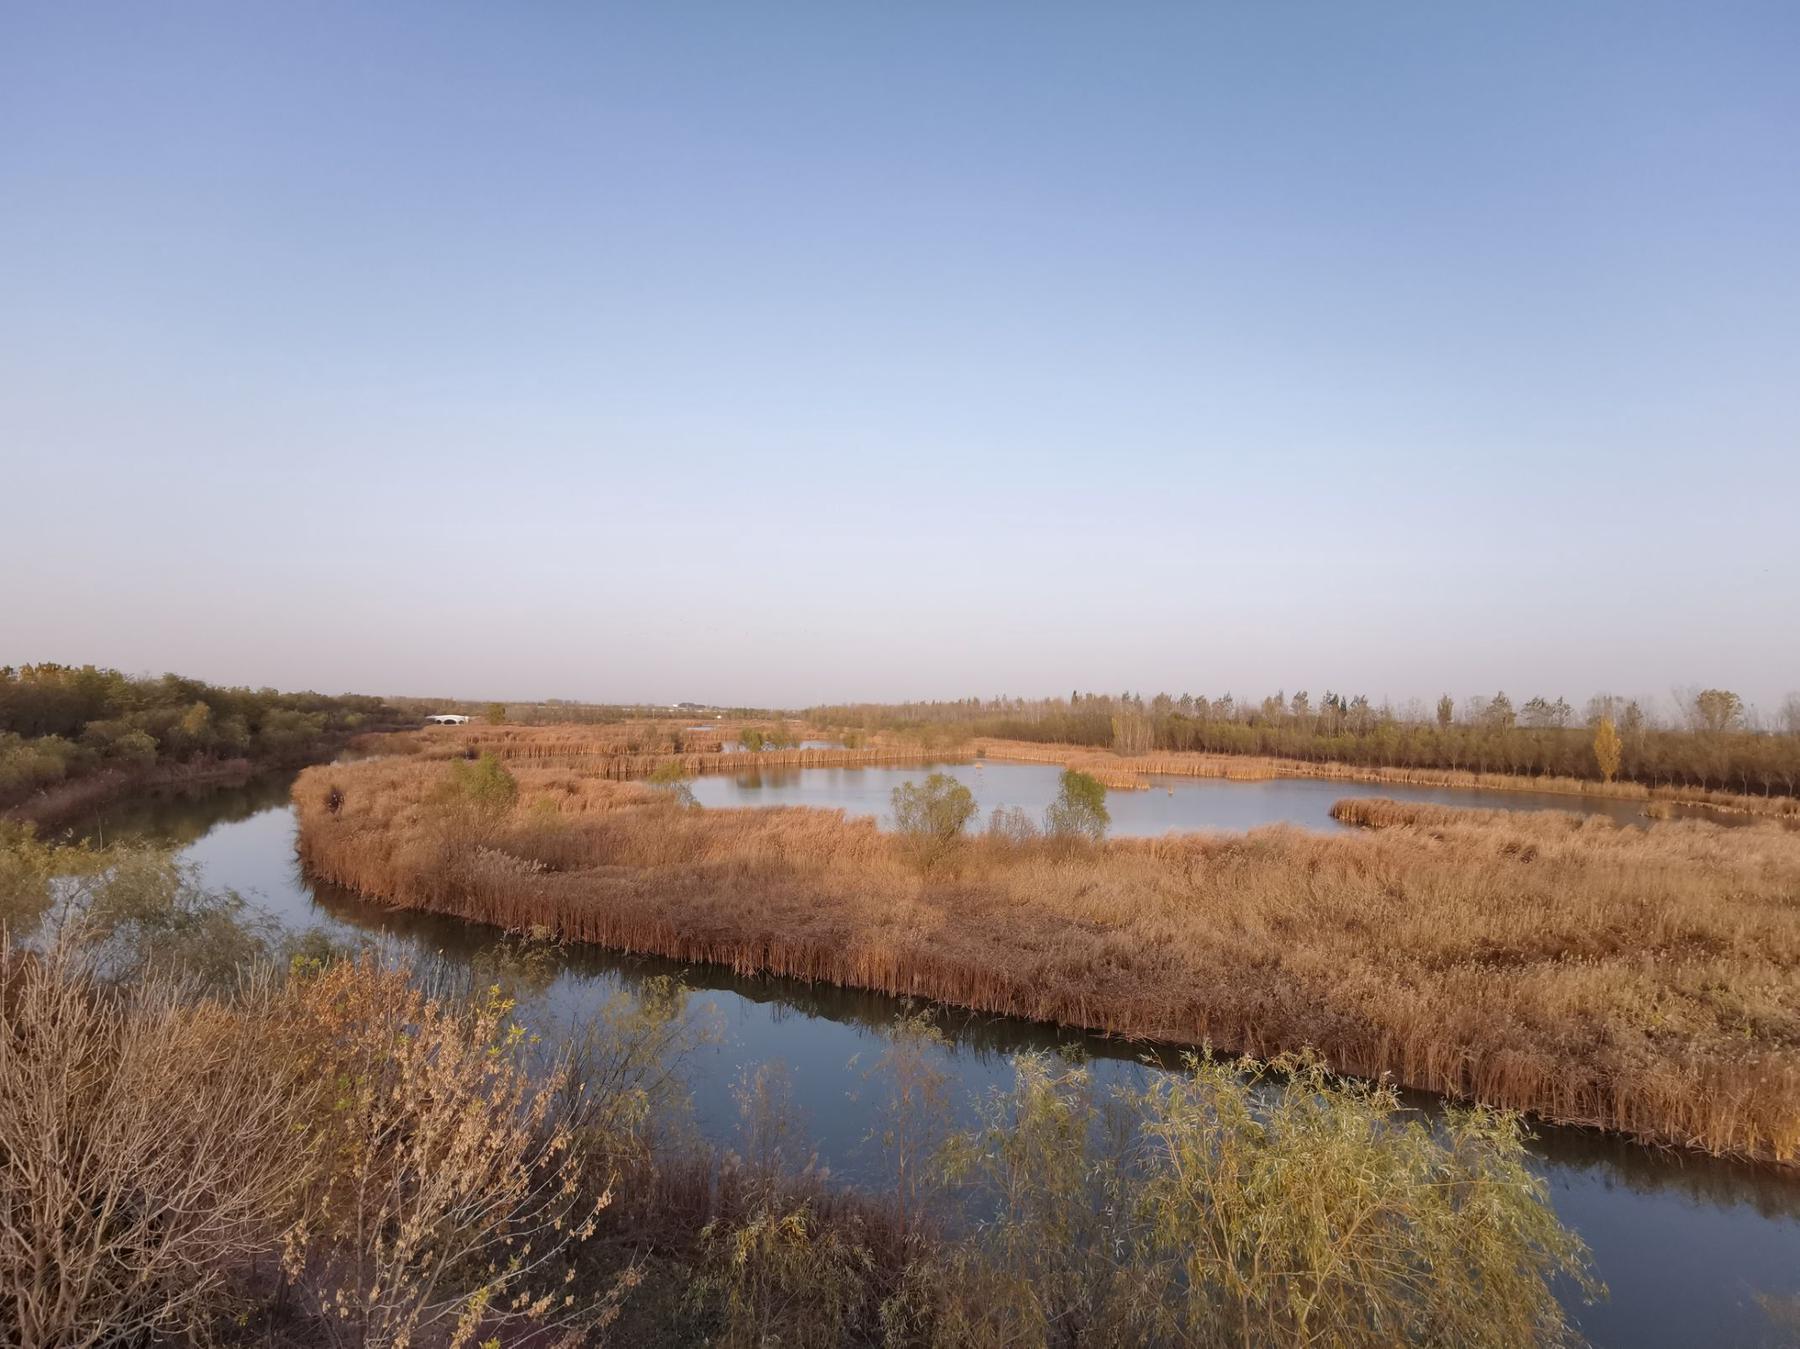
294,752,1800,1163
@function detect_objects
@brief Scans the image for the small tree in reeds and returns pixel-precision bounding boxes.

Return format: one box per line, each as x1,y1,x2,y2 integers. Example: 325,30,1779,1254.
440,750,518,819
985,804,1039,847
649,760,699,809
890,772,976,872
1044,768,1109,844
444,745,518,810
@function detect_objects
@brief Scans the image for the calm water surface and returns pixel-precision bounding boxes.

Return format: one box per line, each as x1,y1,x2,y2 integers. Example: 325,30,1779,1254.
69,773,1800,1348
689,757,1659,832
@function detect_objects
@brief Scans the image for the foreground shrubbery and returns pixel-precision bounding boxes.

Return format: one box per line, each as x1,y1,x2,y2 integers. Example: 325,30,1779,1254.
0,829,1598,1346
0,838,630,1348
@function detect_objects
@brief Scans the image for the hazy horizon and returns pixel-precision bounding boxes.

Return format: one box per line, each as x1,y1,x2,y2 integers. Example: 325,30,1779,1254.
6,3,1796,708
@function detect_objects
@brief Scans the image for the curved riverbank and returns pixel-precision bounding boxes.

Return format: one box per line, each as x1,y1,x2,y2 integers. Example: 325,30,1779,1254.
293,755,1800,1164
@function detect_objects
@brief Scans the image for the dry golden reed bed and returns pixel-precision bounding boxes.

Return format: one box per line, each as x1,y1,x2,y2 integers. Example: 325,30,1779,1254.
364,722,954,779
976,738,1800,815
295,750,1800,1163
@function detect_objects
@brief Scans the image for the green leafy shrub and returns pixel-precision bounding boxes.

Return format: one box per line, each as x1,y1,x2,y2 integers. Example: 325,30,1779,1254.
930,1051,1599,1347
444,751,519,815
649,760,699,809
890,772,976,871
1044,768,1109,843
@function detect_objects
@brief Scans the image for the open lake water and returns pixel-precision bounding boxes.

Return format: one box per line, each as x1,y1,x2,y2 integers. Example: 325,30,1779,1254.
688,757,1659,832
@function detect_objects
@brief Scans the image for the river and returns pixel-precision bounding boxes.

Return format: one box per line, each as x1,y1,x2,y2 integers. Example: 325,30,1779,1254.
68,770,1800,1348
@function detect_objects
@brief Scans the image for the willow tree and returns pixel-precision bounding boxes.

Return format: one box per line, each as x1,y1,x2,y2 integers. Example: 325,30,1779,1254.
891,772,977,871
1044,769,1109,842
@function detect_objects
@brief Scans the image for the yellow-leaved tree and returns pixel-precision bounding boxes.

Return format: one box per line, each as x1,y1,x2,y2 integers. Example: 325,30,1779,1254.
1593,717,1623,784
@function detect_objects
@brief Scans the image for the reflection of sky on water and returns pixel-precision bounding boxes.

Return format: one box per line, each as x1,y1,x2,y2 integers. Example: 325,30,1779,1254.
689,758,1657,833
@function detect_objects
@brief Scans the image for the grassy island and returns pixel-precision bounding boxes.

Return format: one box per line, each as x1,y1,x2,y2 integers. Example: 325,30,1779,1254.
295,727,1800,1163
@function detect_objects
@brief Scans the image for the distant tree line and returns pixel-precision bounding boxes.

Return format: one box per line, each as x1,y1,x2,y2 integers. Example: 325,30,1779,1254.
387,698,776,727
1,663,402,804
811,687,1800,798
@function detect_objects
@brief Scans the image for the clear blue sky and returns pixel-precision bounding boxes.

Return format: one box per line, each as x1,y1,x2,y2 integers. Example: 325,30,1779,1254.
4,2,1796,711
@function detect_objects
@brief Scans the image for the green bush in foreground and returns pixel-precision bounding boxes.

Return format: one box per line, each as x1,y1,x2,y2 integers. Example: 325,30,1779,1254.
921,1051,1598,1347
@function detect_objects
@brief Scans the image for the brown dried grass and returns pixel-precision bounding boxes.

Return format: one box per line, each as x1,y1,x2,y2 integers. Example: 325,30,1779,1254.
359,722,956,779
294,753,1800,1164
978,738,1800,815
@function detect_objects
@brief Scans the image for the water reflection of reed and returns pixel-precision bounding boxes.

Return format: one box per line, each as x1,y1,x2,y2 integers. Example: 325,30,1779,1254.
63,769,302,848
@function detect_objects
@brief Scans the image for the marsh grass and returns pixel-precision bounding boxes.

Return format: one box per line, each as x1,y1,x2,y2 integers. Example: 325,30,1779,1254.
297,753,1800,1161
979,738,1800,815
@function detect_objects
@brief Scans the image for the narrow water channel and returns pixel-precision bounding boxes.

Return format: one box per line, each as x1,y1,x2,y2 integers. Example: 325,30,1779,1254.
67,772,1800,1348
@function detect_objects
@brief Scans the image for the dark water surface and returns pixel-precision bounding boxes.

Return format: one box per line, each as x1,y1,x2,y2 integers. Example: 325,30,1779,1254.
688,758,1659,832
69,773,1800,1348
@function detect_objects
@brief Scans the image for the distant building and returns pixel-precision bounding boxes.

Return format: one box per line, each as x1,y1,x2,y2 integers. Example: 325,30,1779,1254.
426,713,471,725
